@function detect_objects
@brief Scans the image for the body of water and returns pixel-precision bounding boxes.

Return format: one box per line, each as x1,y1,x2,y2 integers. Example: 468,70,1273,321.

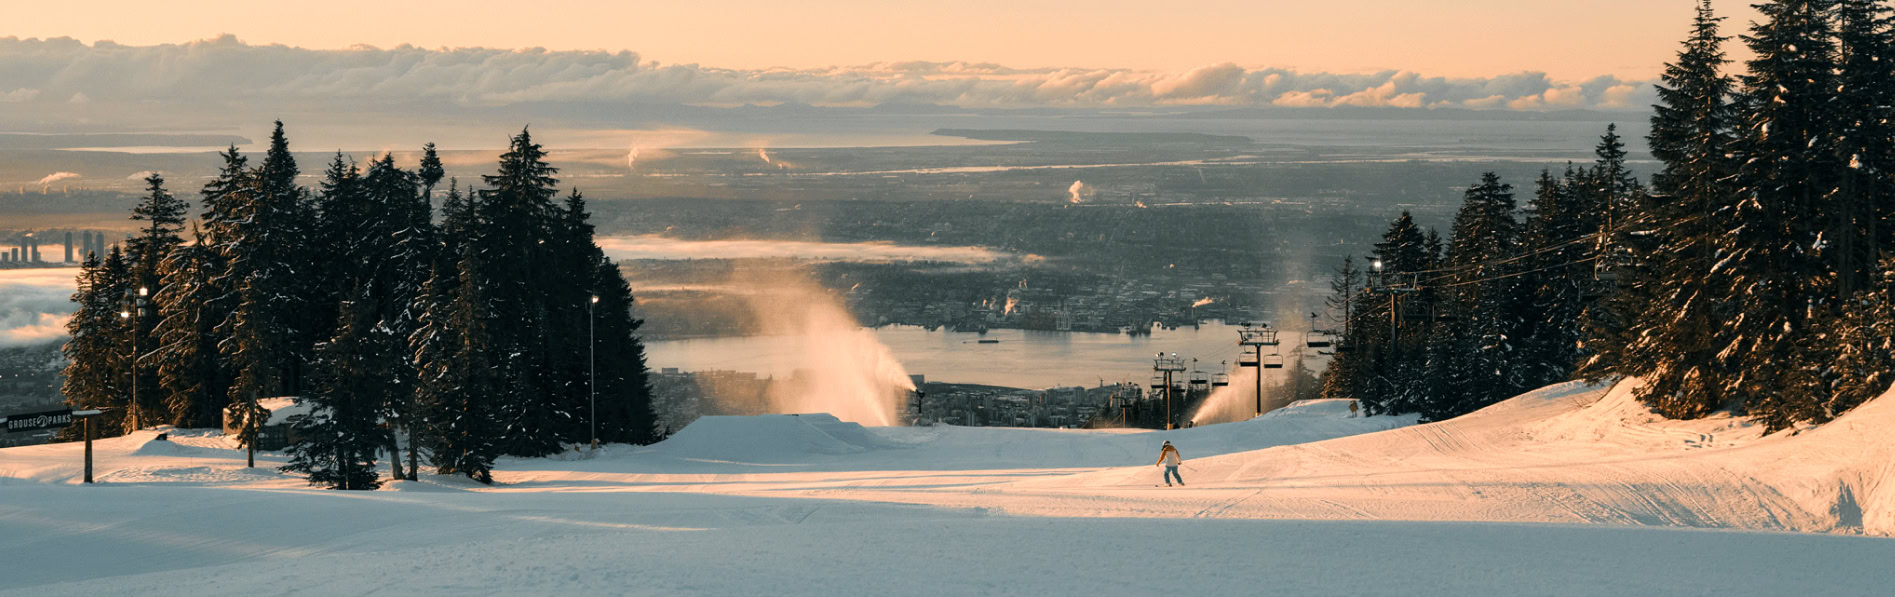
644,321,1318,390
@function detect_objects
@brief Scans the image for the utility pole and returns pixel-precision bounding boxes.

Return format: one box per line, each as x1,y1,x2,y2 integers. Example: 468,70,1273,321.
247,391,257,469
589,294,599,450
1367,259,1419,401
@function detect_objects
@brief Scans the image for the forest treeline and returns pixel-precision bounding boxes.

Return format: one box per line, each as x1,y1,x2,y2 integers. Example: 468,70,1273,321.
62,124,656,487
1322,0,1895,429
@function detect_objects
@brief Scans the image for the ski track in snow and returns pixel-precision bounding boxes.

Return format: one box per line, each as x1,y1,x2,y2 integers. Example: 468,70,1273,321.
4,386,1895,595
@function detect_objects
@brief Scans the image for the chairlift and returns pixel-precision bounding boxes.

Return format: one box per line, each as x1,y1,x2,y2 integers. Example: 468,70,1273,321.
1211,372,1231,387
1263,354,1285,369
1306,330,1333,349
1237,352,1260,368
1149,375,1166,391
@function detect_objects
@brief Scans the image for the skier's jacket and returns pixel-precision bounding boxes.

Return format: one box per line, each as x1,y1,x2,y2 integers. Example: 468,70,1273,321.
1157,445,1181,466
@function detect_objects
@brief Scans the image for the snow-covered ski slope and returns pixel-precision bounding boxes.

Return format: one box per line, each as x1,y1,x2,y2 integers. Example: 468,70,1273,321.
4,381,1894,596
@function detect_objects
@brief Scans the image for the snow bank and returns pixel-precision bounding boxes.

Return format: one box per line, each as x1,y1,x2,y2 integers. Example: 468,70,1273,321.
633,407,1417,472
1259,398,1359,418
651,414,896,464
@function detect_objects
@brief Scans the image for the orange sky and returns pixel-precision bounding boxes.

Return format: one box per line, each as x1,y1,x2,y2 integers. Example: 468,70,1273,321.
8,0,1762,80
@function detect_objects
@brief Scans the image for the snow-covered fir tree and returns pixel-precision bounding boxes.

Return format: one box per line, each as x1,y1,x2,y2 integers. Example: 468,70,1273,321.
1624,0,1741,418
283,290,396,490
153,226,231,428
60,248,133,436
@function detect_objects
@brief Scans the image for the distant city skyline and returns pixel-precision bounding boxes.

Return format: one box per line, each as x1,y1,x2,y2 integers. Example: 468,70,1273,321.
10,1,1760,81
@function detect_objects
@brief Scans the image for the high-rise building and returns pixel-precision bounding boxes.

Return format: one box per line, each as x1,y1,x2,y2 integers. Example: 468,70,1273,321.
64,232,73,263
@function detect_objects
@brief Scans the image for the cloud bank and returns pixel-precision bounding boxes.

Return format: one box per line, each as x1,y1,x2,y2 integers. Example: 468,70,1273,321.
0,36,1654,111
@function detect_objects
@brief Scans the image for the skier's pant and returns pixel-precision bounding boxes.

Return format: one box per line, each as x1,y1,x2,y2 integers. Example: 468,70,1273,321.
1164,465,1183,485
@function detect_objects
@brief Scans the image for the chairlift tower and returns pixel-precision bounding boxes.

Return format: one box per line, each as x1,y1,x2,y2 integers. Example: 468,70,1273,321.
1152,353,1187,429
1237,323,1280,417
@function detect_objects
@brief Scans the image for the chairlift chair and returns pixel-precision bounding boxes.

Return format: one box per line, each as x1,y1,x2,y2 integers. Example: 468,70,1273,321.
1306,330,1332,349
1237,352,1260,368
1263,354,1285,369
1211,372,1231,387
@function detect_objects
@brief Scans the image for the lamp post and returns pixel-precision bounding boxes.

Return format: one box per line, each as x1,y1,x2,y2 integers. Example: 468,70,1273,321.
130,286,147,432
589,294,599,450
119,308,132,431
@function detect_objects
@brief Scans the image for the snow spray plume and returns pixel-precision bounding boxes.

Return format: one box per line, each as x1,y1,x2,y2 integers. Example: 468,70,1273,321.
1191,297,1214,308
737,270,915,426
1189,225,1326,425
1190,365,1266,425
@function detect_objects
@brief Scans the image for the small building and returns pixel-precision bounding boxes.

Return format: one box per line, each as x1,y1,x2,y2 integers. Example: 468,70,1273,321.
222,397,311,451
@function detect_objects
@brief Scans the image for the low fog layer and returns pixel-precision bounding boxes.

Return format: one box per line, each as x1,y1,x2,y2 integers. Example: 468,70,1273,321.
0,268,79,347
597,236,1014,264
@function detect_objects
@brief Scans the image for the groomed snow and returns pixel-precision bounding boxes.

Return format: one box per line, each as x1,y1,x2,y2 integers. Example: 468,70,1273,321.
3,380,1893,595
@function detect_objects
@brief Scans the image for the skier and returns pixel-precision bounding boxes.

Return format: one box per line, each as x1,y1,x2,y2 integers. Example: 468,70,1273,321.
1156,440,1184,486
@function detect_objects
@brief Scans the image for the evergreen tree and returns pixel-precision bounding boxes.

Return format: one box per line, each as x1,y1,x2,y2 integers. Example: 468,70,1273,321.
307,152,365,350
153,226,231,428
1518,169,1589,388
413,183,502,483
474,128,570,456
1717,0,1845,430
1435,172,1526,417
127,173,188,288
1626,0,1742,418
418,142,446,199
123,173,185,426
438,231,507,483
359,153,428,479
283,289,394,490
1342,212,1429,414
199,146,251,250
1318,256,1370,402
589,257,659,443
1576,126,1654,380
1832,0,1895,297
60,249,133,435
1827,255,1895,415
156,148,248,432
381,152,439,480
218,121,308,417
